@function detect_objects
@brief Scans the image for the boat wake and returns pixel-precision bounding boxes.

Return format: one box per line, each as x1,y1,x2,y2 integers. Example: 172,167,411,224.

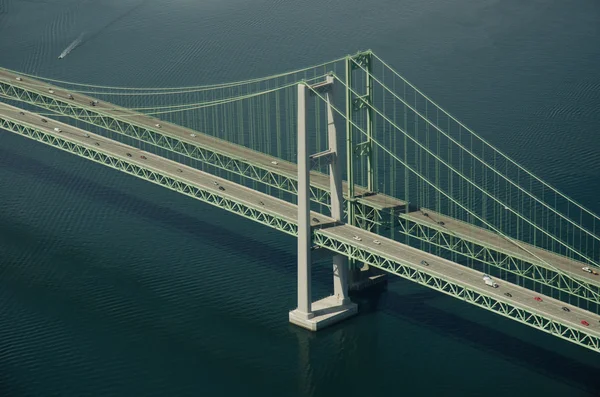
58,33,84,59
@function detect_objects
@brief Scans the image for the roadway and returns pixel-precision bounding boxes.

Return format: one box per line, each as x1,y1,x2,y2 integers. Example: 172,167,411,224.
0,68,377,204
1,101,599,341
1,69,598,291
407,210,600,286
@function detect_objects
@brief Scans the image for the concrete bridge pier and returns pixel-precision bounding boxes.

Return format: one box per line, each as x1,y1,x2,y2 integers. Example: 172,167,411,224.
289,78,358,331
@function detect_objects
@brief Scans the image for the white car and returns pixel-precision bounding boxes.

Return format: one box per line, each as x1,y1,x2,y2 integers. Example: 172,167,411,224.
271,161,278,165
155,124,162,128
353,235,362,242
190,133,197,137
53,127,62,132
48,89,54,93
15,77,22,81
373,240,381,245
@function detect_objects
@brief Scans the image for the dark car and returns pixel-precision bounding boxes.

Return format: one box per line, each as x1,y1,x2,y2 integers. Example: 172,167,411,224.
218,186,225,191
504,292,512,297
140,155,147,160
562,307,570,312
41,119,47,123
126,153,132,157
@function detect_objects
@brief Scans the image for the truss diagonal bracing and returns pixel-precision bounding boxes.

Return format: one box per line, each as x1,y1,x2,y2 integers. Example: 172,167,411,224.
1,115,599,354
1,79,599,309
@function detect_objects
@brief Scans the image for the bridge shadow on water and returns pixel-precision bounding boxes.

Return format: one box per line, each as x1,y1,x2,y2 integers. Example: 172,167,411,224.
355,281,600,394
2,147,600,392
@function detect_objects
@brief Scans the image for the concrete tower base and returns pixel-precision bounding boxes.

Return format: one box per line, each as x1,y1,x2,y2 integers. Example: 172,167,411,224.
289,296,358,331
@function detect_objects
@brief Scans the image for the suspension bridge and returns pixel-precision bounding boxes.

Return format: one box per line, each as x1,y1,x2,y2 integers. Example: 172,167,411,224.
1,51,599,352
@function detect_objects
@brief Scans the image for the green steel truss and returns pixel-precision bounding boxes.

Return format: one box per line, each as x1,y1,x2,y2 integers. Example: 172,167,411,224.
1,80,598,309
0,81,330,206
1,115,598,354
313,231,600,354
394,216,600,306
0,116,299,236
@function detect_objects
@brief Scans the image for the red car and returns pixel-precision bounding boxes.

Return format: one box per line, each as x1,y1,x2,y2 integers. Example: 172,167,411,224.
534,296,543,302
140,155,147,160
581,320,590,327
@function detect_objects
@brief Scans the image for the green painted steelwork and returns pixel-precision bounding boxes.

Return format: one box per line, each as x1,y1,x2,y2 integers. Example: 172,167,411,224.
1,115,598,354
1,77,599,309
350,51,374,192
0,115,299,236
313,231,600,354
394,216,600,305
344,56,356,226
0,79,332,206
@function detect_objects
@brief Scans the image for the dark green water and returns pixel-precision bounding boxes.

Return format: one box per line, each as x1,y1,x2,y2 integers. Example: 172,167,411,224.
1,0,600,396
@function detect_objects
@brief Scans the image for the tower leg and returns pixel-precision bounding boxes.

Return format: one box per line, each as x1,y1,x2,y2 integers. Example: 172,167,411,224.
291,82,313,321
289,80,357,331
326,76,350,305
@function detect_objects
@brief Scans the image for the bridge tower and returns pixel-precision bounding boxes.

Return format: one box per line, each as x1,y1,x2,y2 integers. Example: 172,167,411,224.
289,76,358,331
345,51,387,289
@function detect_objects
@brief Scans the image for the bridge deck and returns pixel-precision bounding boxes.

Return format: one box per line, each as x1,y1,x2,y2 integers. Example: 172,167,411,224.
0,69,382,205
0,69,597,290
1,101,599,342
407,210,600,285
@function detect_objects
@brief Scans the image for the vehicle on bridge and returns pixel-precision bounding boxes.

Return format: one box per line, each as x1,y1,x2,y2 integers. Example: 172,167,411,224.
483,274,498,288
582,266,598,275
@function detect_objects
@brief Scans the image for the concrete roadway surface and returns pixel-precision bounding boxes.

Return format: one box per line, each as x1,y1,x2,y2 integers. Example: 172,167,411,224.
1,101,599,342
2,69,598,292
